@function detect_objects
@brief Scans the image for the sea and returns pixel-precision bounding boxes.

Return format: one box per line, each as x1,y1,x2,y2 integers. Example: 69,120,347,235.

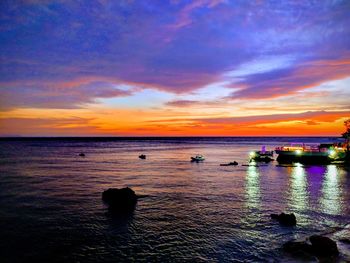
0,137,349,262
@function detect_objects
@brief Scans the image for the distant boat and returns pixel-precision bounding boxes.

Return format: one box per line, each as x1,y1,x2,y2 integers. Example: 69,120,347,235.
275,143,346,164
220,161,238,166
79,153,85,157
249,146,274,162
191,155,205,162
139,154,146,159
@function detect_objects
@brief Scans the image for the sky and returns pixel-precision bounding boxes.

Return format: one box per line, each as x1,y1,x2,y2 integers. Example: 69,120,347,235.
0,0,349,136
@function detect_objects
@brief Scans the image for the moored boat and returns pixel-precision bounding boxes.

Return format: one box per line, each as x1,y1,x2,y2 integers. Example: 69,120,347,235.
191,155,205,162
220,161,238,166
275,142,346,164
249,146,274,162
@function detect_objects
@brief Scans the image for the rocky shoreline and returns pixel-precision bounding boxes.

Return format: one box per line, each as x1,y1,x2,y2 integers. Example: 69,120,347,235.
101,187,350,261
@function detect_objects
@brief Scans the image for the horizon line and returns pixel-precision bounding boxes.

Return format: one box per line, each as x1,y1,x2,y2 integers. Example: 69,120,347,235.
0,135,344,139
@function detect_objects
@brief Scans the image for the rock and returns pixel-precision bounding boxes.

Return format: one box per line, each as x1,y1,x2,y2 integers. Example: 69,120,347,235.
283,235,340,260
270,214,278,219
309,235,339,257
283,241,313,256
139,154,146,159
340,238,350,244
102,187,138,212
79,153,85,157
271,212,296,226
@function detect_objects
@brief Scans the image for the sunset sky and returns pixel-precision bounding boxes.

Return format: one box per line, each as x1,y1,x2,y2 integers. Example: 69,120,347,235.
0,0,349,136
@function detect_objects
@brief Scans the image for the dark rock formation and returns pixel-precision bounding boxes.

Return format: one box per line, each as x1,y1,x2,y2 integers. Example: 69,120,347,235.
309,235,339,257
340,238,350,244
283,241,313,256
139,154,146,159
79,153,85,157
283,236,339,259
271,212,296,226
102,187,138,212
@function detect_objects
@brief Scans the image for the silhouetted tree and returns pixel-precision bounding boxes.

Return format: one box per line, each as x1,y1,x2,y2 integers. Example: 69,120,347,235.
343,119,350,156
342,119,350,140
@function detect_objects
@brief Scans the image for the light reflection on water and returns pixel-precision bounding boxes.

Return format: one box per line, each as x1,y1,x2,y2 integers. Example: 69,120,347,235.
289,163,309,211
320,165,342,215
245,165,261,210
0,138,349,262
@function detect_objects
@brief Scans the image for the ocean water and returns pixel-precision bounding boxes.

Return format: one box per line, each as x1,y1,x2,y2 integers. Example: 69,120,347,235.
0,137,349,262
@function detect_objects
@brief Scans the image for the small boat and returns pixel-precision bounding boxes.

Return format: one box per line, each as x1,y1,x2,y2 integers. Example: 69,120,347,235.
249,146,274,162
191,155,205,162
220,161,238,166
139,154,146,159
79,153,85,157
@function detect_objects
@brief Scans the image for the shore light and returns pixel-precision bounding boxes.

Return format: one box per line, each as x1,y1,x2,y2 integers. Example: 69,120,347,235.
249,151,256,157
295,150,302,155
328,149,336,157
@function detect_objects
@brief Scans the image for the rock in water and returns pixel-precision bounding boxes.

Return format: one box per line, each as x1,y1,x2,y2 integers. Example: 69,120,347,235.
340,238,350,244
283,241,313,256
102,187,138,212
271,212,296,226
283,235,340,260
309,235,339,257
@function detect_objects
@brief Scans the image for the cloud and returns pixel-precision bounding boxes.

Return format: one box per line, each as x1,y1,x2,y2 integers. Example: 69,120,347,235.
148,110,350,126
0,0,349,110
0,80,134,109
0,116,101,136
228,58,350,99
165,100,200,107
200,111,349,124
167,0,225,30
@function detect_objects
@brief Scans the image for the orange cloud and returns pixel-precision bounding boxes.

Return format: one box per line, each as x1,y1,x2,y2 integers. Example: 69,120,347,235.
2,109,347,136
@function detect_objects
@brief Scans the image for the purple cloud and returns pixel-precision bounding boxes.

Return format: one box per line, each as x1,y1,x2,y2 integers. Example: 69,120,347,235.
0,0,349,109
0,81,133,109
229,58,350,99
165,100,200,107
195,111,349,125
148,110,350,125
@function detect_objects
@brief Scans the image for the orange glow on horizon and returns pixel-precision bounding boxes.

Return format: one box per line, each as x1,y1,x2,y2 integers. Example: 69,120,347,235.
0,107,348,137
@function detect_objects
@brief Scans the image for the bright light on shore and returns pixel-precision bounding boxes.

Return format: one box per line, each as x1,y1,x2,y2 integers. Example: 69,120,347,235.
295,150,302,155
329,150,336,157
250,151,256,157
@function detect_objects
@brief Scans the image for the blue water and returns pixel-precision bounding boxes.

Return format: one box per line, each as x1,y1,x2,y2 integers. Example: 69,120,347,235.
0,137,349,262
